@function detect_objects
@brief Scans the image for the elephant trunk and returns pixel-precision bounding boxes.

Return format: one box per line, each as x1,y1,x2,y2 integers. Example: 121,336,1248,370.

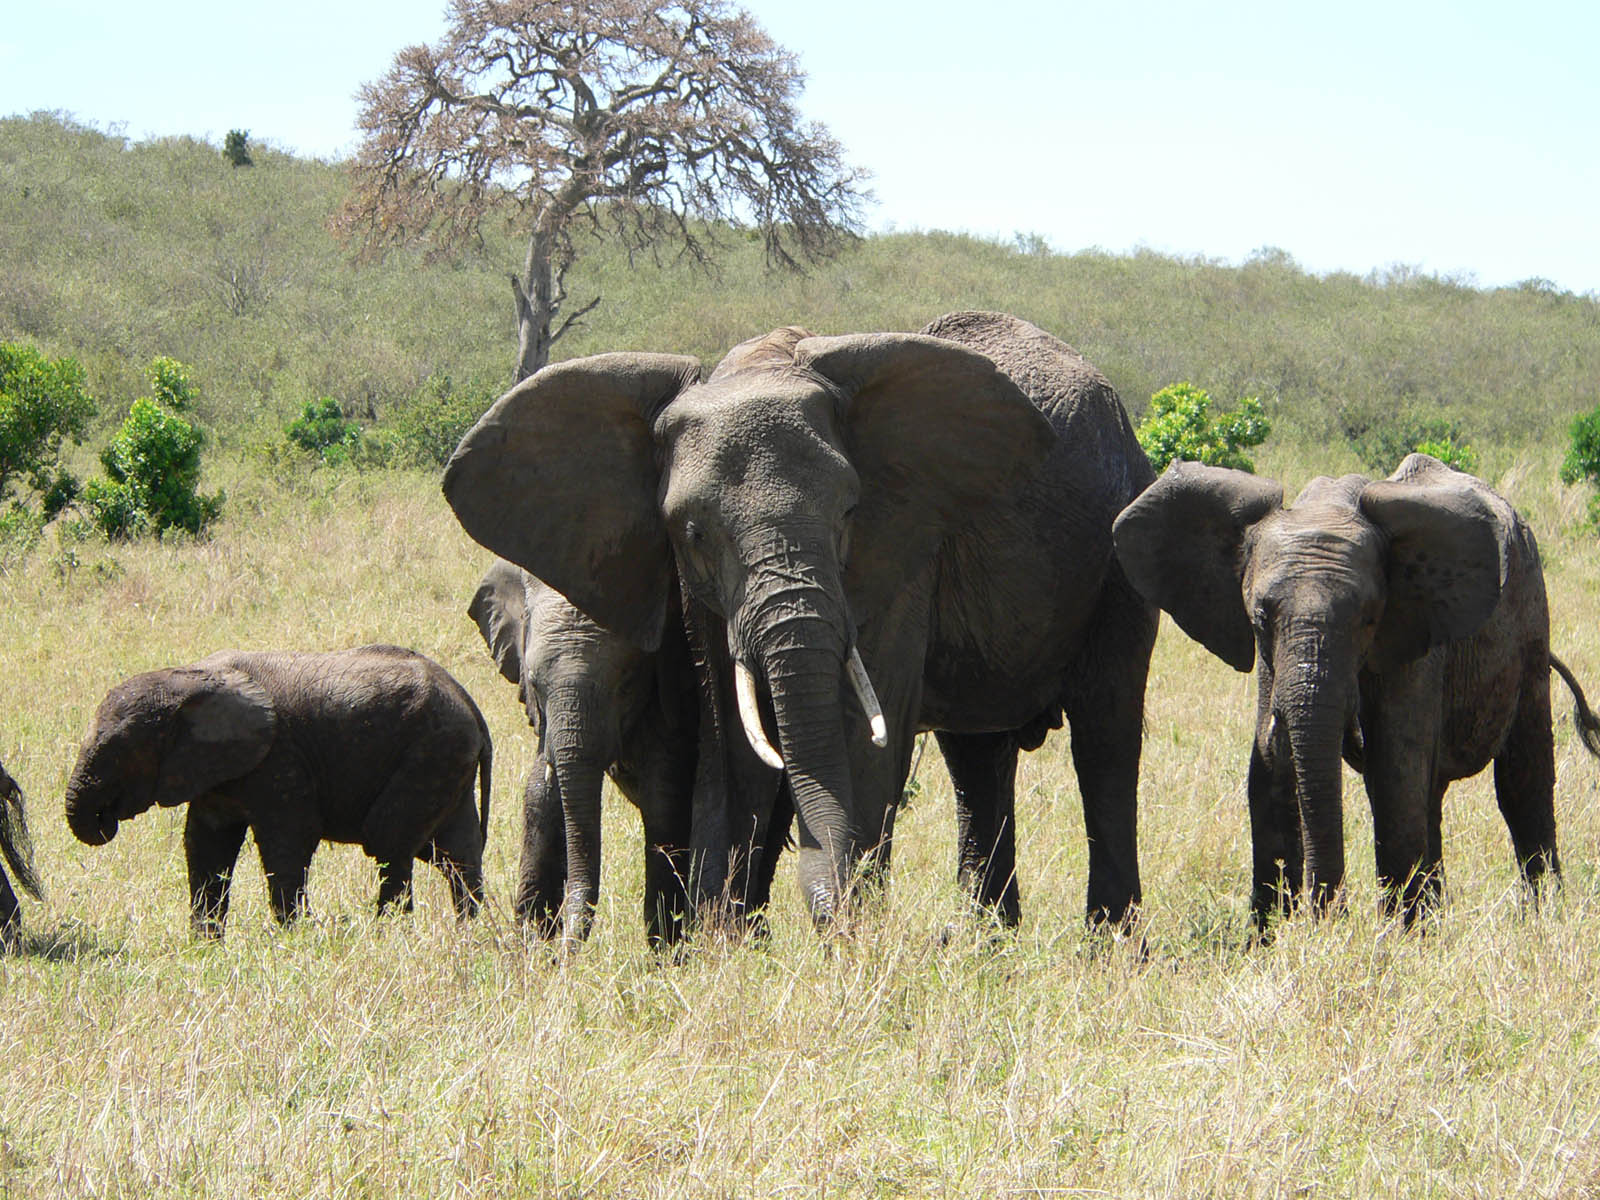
64,765,119,847
1274,629,1350,911
543,685,611,945
762,639,857,922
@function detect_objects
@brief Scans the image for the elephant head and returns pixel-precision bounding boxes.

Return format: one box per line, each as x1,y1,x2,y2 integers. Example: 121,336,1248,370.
1112,453,1508,908
65,667,277,846
444,328,1054,918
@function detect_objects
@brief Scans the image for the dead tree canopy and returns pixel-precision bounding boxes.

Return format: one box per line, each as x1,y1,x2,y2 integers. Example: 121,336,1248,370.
339,0,871,381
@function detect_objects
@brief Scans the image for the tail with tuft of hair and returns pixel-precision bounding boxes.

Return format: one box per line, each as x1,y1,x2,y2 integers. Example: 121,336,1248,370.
0,766,43,900
1550,653,1600,760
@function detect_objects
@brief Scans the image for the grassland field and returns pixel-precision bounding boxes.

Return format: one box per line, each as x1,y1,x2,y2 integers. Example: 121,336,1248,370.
0,438,1598,1198
4,112,1600,1198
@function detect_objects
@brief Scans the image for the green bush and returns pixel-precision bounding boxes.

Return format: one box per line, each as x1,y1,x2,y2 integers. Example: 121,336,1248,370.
285,397,362,464
1559,405,1600,523
222,129,252,168
84,361,223,539
375,375,497,468
145,356,198,409
1135,382,1271,473
0,342,96,519
1342,407,1479,476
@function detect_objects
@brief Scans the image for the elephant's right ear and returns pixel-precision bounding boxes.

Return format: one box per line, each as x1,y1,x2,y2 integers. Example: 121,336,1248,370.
1113,461,1284,672
444,353,702,653
469,559,529,687
154,669,276,808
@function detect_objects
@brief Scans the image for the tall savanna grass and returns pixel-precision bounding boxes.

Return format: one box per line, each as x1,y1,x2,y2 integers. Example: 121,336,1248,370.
0,442,1595,1196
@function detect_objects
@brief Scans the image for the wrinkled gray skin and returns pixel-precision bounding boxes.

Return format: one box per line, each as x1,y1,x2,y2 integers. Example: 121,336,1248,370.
1115,453,1600,928
446,311,1157,928
64,645,492,939
0,760,44,951
472,559,747,947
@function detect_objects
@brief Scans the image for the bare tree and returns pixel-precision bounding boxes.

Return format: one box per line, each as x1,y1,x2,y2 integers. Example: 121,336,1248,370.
338,0,870,381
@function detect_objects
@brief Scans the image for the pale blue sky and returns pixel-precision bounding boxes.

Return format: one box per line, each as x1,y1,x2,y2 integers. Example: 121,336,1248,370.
4,1,1596,292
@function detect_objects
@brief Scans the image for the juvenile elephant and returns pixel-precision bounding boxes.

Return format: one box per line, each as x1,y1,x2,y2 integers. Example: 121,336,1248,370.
1,761,43,951
1113,453,1600,928
446,311,1157,929
471,558,737,946
65,645,492,938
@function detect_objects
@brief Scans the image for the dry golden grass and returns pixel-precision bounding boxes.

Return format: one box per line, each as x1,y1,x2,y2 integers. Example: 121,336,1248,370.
2,449,1600,1197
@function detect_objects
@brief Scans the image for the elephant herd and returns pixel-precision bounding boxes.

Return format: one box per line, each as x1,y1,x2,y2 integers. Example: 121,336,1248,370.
2,310,1596,953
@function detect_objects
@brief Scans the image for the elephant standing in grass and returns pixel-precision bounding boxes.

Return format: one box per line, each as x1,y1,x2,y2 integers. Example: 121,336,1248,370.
1114,453,1600,929
1,761,43,951
65,646,492,939
470,559,742,946
445,311,1157,929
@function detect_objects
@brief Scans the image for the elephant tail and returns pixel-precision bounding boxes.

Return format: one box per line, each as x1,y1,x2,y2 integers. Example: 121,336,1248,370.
471,703,493,844
0,768,43,900
1550,652,1600,760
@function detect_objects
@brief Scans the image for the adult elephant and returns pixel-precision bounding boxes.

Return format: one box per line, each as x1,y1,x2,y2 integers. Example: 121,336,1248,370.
445,312,1157,928
470,558,784,946
1113,453,1600,929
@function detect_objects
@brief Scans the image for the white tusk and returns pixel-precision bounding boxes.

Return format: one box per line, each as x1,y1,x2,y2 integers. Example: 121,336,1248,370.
544,761,554,787
735,659,785,770
846,646,889,748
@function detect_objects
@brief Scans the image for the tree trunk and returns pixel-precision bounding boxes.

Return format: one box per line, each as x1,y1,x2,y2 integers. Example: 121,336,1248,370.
511,227,556,384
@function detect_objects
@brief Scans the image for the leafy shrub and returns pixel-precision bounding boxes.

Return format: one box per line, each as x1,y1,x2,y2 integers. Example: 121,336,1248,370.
223,129,252,168
1559,405,1600,523
375,375,497,468
145,356,198,409
1135,382,1271,473
0,342,95,519
285,398,362,464
1342,408,1479,476
83,360,223,539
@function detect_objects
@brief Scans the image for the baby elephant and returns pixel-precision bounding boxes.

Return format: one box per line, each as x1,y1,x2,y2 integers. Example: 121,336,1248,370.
1115,453,1600,928
65,645,492,938
1,761,44,951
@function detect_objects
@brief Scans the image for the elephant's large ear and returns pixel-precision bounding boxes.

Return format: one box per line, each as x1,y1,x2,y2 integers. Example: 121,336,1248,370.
795,333,1056,622
444,352,702,652
1359,454,1509,672
154,669,276,808
469,559,529,687
1113,461,1284,672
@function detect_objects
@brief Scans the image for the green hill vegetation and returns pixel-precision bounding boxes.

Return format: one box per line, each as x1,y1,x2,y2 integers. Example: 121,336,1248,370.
4,111,1597,469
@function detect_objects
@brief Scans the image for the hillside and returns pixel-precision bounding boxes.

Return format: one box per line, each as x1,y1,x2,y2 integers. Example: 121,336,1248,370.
4,111,1598,464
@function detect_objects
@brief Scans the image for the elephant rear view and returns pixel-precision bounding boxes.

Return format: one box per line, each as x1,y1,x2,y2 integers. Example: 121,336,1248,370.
65,645,492,939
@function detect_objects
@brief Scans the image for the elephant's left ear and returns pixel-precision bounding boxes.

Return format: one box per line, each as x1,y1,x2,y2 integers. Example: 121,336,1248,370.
796,333,1055,622
1360,459,1510,672
469,559,529,688
154,668,277,807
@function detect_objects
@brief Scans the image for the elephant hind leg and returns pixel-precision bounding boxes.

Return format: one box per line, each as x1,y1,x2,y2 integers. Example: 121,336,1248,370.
935,730,1021,926
424,796,486,920
1493,672,1560,892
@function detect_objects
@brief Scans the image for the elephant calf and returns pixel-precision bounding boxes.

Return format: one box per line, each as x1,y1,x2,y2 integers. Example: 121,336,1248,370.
65,645,492,939
470,559,705,947
1115,453,1600,927
1,761,44,951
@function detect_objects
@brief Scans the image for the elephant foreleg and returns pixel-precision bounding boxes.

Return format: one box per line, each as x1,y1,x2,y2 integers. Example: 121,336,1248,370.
515,764,566,938
1247,741,1301,933
184,809,249,939
936,730,1021,926
1063,689,1145,932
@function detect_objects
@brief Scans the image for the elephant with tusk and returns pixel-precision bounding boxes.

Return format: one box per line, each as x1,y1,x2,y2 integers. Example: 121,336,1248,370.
444,311,1158,931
